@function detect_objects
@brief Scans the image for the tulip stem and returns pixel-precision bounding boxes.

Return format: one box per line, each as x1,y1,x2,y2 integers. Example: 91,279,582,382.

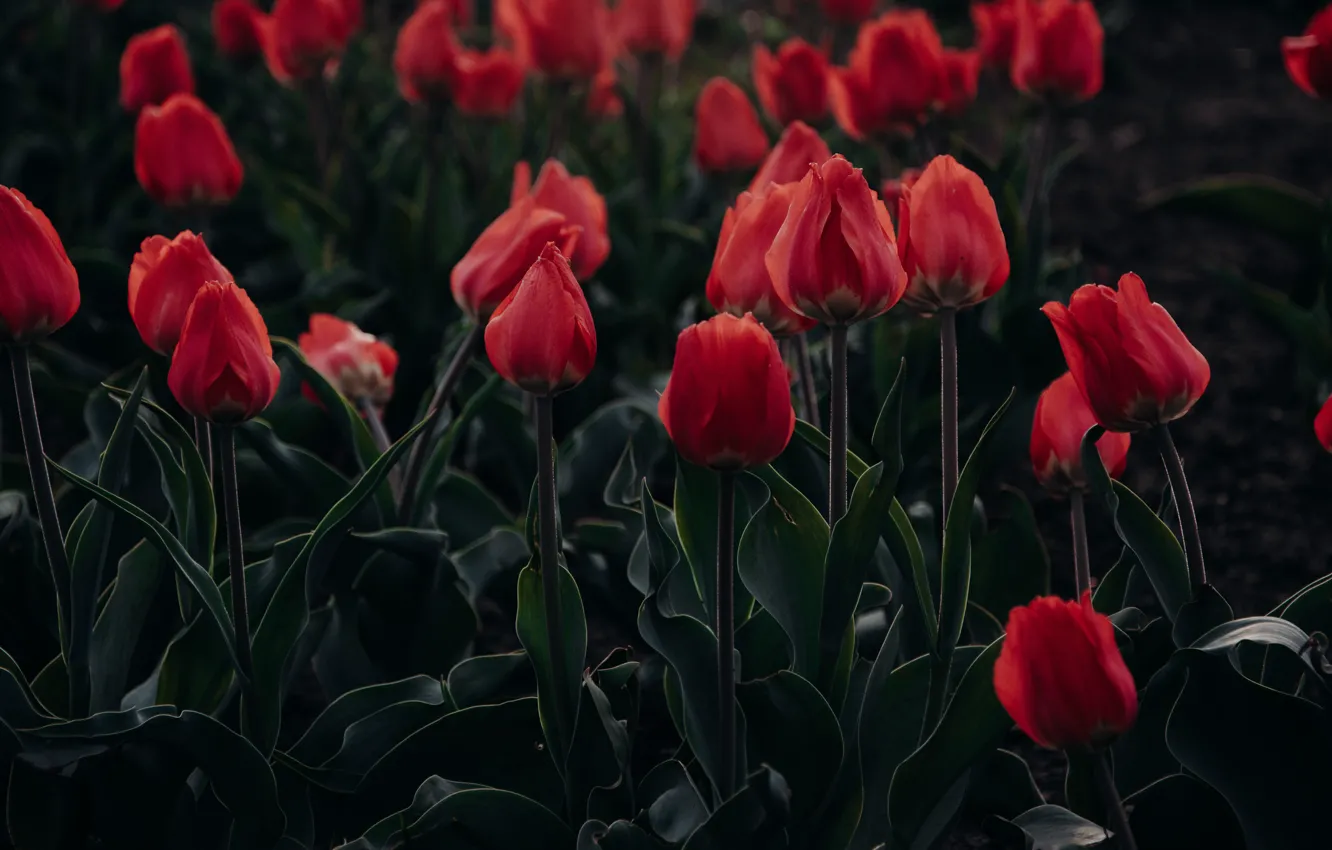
716,469,738,800
1021,105,1055,226
359,397,401,497
1070,489,1092,597
829,324,849,524
1092,749,1138,850
796,333,820,429
940,308,959,529
219,428,254,690
535,393,573,765
1152,425,1207,592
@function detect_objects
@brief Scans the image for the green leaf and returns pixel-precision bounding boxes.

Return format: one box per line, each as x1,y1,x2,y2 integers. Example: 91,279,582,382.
346,783,572,850
737,671,842,823
411,373,504,525
991,804,1110,849
1171,583,1233,647
89,541,162,712
966,749,1044,822
680,766,792,850
638,478,680,595
970,488,1050,627
1142,175,1325,257
674,459,724,622
577,820,663,850
639,760,708,844
447,651,533,709
1126,773,1244,850
239,419,349,517
286,675,450,768
515,564,588,772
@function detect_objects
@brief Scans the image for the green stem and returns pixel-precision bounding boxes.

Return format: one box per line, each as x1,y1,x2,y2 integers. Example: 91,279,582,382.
1070,488,1091,597
535,394,572,762
1092,749,1138,850
829,324,849,524
219,428,254,689
940,308,958,529
1152,424,1207,592
716,469,737,799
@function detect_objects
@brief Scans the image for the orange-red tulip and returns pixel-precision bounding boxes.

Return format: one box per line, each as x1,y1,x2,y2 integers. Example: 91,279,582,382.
1031,372,1131,494
213,0,265,58
0,188,79,344
451,196,580,322
267,0,355,82
1042,273,1211,433
452,48,527,117
879,167,920,225
1011,0,1103,102
749,121,831,192
1284,5,1332,99
299,314,398,405
394,0,462,103
587,65,625,119
120,25,196,113
168,281,280,424
511,160,610,280
484,243,596,395
971,0,1020,68
1317,394,1332,452
659,313,794,470
940,48,981,115
829,10,948,139
708,183,816,337
616,0,694,59
128,231,233,356
501,0,611,79
134,94,244,208
694,77,770,173
821,0,874,24
753,39,830,127
994,592,1138,749
897,155,1008,312
766,155,906,325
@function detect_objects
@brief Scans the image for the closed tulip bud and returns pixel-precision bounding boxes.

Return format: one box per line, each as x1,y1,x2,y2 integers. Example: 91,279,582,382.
753,39,830,128
213,0,265,58
128,231,234,356
504,0,611,79
168,281,280,424
659,313,795,470
1031,372,1131,494
1284,6,1332,99
971,0,1020,68
511,160,610,280
299,314,398,405
120,25,196,113
1317,394,1332,452
694,78,770,173
134,94,244,208
898,155,1009,312
940,49,981,115
821,0,874,24
268,0,354,82
394,0,462,103
587,65,625,119
765,155,906,325
1042,273,1210,433
829,10,948,139
453,48,527,116
616,0,694,59
994,593,1138,749
749,121,831,192
0,188,80,344
708,183,815,337
451,196,581,322
1011,0,1103,103
879,167,920,225
484,243,597,395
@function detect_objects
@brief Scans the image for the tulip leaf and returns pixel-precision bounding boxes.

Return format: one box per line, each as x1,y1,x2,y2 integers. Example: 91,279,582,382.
1171,583,1233,647
577,819,662,850
88,540,162,713
1125,773,1245,850
446,651,533,709
674,458,753,625
1269,570,1332,638
970,488,1050,628
737,670,842,823
638,478,680,595
345,780,572,850
411,373,504,524
639,759,709,843
239,419,350,517
1141,175,1325,259
514,563,588,773
988,804,1110,849
680,765,792,850
285,675,451,768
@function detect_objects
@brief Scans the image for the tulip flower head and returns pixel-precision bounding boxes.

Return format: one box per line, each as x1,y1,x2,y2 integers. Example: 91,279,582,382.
1317,394,1332,452
971,0,1020,68
587,65,625,119
749,122,831,193
135,94,244,208
994,593,1138,750
394,0,463,103
266,0,356,82
829,10,948,139
694,78,771,173
79,0,126,10
120,25,196,113
511,160,610,280
299,314,399,406
453,48,527,117
879,167,921,225
1031,372,1131,495
940,49,982,115
1011,0,1103,103
1284,5,1332,99
168,281,280,424
616,0,695,59
753,39,830,128
128,231,234,356
1042,273,1210,433
484,243,597,395
213,0,266,58
0,187,80,344
658,313,795,470
501,0,611,79
821,0,874,25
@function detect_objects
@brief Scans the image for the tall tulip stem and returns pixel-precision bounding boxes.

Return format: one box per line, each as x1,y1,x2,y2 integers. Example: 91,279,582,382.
796,333,820,429
1092,749,1138,850
940,308,959,528
359,397,401,497
219,427,254,688
1070,489,1091,596
535,393,573,759
1153,425,1207,592
829,324,849,523
716,469,738,800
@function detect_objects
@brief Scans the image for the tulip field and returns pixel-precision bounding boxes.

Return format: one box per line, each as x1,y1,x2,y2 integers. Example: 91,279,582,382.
4,0,1332,847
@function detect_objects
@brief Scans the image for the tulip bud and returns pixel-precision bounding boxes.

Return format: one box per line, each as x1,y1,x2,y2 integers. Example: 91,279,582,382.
1011,0,1103,103
898,155,1009,312
213,0,265,58
78,0,125,10
940,49,981,115
1284,6,1332,99
128,231,234,356
587,65,625,120
829,10,948,139
1317,394,1332,452
484,243,597,395
453,48,527,117
299,314,398,405
765,155,906,325
1031,372,1131,494
394,0,462,103
616,0,695,59
879,167,920,226
1042,273,1211,433
971,0,1020,68
749,121,831,192
503,0,611,79
752,39,830,128
0,187,80,344
134,94,244,208
168,281,280,424
268,0,354,82
708,183,815,337
511,160,609,281
694,78,770,173
820,0,873,24
659,313,795,470
120,25,196,113
994,592,1138,749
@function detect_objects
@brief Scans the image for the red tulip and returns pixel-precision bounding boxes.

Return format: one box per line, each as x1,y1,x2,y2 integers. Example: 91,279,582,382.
168,281,280,424
267,0,354,82
128,231,234,356
451,196,580,322
394,0,462,103
421,0,472,24
829,10,948,139
879,167,920,225
1284,5,1332,99
587,65,625,119
749,121,831,192
659,313,795,470
708,183,816,337
484,243,597,395
0,188,80,344
898,155,1009,312
753,39,830,127
821,0,874,24
616,0,694,59
511,160,610,280
452,48,527,117
1011,0,1103,102
971,0,1020,68
501,0,611,79
120,25,196,113
766,155,906,325
1316,394,1332,452
213,0,265,58
299,314,398,405
940,49,981,115
77,0,125,11
1031,372,1131,494
1042,273,1211,433
694,77,770,173
994,592,1138,749
134,94,244,208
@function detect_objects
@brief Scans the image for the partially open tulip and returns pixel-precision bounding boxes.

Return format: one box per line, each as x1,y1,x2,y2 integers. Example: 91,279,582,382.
453,48,527,116
753,39,830,128
659,313,795,470
267,0,355,82
502,0,611,79
1284,5,1332,99
299,314,398,405
511,160,609,280
0,188,80,344
484,243,596,395
971,0,1020,68
994,593,1138,749
587,65,624,119
168,281,280,424
766,155,906,325
749,121,831,191
394,0,462,103
134,94,244,207
694,78,770,173
451,197,580,322
120,25,196,113
128,231,233,356
821,0,874,24
1011,0,1103,102
1031,372,1131,494
1042,273,1211,433
940,49,981,115
829,10,948,139
898,155,1009,313
213,0,265,58
708,183,815,337
1316,394,1332,452
616,0,694,59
